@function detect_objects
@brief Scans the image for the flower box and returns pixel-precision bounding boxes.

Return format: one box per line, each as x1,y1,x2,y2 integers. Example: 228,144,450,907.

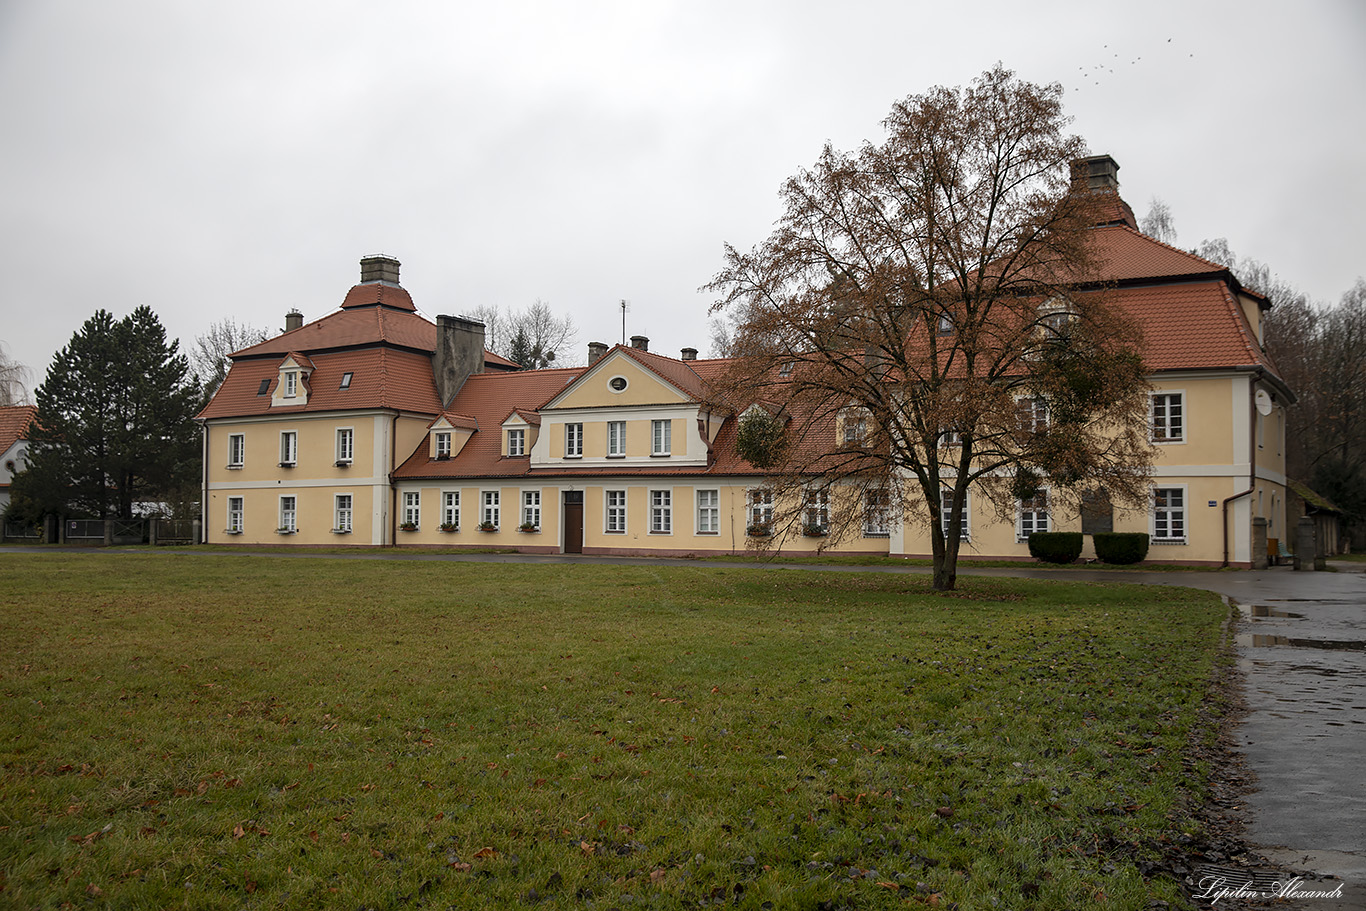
478,522,498,532
802,524,828,537
439,523,458,533
746,524,771,537
518,523,539,533
399,522,419,532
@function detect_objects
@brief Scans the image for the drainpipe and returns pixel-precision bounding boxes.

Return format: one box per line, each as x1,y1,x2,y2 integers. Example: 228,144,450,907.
388,412,399,546
1222,379,1258,567
200,423,209,544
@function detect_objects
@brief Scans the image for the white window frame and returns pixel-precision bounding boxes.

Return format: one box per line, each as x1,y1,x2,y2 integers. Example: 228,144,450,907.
1017,490,1050,542
336,427,354,464
228,433,245,468
507,428,525,457
1150,392,1185,444
279,430,297,467
607,421,626,457
565,423,583,458
435,431,452,459
1016,396,1050,434
521,490,541,530
940,488,970,542
651,420,672,456
863,489,891,537
402,491,421,528
748,488,773,532
650,489,672,534
1152,486,1187,544
803,488,829,532
843,417,866,445
442,491,460,530
226,496,244,534
284,370,298,398
334,494,353,533
481,490,500,528
696,489,719,534
605,489,627,533
279,495,297,533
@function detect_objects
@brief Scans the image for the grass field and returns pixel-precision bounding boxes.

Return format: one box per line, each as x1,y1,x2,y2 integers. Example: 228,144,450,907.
0,553,1229,909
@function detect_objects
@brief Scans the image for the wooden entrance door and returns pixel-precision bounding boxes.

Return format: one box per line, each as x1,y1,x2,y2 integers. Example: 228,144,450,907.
563,491,584,554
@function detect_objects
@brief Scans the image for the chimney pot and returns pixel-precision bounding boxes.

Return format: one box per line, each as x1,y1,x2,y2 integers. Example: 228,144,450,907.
630,335,649,351
1070,155,1120,193
285,310,303,332
587,341,608,365
359,254,402,285
680,347,697,361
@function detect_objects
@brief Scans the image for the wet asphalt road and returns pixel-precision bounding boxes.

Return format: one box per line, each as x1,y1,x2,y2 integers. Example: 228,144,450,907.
4,547,1363,905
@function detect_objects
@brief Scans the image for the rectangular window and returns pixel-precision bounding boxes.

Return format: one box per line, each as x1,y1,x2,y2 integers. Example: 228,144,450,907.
1018,492,1050,541
606,490,627,533
442,491,460,530
339,371,353,390
256,378,271,396
403,491,420,528
522,490,541,529
435,432,451,459
803,489,829,532
696,489,719,534
843,417,866,445
228,433,245,468
334,494,353,533
1153,487,1186,543
482,491,500,528
284,371,298,397
652,420,672,456
607,421,626,457
940,488,969,542
1016,397,1049,433
1150,393,1184,443
279,496,297,533
939,428,963,447
507,429,525,457
227,496,244,533
280,431,297,466
650,489,672,533
565,423,583,457
863,489,891,537
336,428,354,464
748,489,773,532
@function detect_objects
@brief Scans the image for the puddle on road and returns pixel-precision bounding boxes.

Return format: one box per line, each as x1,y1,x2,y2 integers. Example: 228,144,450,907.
1249,605,1306,618
1239,634,1366,651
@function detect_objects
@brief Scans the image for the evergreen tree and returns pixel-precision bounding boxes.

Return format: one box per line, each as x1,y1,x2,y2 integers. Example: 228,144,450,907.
13,307,200,520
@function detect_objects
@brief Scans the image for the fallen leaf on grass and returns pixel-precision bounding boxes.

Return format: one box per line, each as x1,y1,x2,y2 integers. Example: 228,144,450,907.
448,862,471,872
472,847,497,859
650,869,667,883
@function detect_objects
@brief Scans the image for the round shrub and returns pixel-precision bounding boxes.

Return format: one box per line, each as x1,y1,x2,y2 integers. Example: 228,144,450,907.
1093,532,1150,565
1028,532,1083,564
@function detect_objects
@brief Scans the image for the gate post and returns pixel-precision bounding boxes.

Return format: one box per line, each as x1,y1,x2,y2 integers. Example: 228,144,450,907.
192,518,202,545
149,518,159,546
1293,515,1316,571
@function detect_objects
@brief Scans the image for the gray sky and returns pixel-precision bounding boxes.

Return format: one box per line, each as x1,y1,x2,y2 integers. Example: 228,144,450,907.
2,0,1362,386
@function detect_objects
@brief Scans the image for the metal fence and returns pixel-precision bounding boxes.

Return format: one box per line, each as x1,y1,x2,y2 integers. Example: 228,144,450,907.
4,517,200,546
65,518,106,543
2,521,42,542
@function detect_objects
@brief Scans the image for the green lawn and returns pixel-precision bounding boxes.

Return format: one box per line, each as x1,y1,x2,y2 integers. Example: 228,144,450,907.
0,554,1228,909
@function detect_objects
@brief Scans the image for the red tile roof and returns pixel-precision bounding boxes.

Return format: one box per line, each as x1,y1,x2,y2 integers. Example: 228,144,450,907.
1109,281,1269,372
341,281,417,312
231,306,438,358
1085,224,1227,284
199,348,444,418
394,368,586,479
0,405,37,457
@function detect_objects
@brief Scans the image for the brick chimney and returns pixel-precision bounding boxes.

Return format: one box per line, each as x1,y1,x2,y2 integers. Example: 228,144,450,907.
630,335,649,351
588,341,608,365
680,347,697,361
360,254,401,285
433,315,485,407
285,310,303,332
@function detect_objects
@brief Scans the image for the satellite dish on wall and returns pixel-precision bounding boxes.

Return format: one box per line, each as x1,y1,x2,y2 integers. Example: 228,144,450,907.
1255,389,1273,416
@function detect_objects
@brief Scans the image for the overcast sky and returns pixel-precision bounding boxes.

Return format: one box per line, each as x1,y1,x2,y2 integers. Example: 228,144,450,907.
2,0,1362,387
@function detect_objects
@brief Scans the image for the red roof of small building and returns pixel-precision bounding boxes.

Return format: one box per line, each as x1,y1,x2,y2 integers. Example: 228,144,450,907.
0,405,37,457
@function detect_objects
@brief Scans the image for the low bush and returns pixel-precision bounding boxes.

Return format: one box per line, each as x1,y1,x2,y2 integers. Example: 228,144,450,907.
1028,531,1083,564
1094,532,1151,565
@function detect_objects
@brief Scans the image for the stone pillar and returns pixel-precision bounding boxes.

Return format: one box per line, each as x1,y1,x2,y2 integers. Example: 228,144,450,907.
1294,515,1316,571
149,518,159,546
193,518,202,545
1251,517,1268,570
103,519,113,546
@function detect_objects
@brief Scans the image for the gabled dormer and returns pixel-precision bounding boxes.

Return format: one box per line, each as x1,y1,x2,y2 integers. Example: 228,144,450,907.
500,408,540,458
270,353,315,408
427,413,478,461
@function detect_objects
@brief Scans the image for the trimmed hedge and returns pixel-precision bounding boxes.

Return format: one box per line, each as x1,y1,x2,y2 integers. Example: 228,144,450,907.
1028,532,1083,564
1094,532,1150,565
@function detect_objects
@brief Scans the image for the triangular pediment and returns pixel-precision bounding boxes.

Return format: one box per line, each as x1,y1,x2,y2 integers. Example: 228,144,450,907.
541,348,695,411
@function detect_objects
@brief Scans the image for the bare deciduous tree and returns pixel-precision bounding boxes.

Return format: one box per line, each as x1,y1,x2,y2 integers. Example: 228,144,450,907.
1139,197,1178,244
193,319,270,397
0,342,31,406
707,66,1153,591
466,300,578,368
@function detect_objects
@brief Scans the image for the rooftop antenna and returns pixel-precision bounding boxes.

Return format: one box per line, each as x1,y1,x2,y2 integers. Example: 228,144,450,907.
620,299,630,345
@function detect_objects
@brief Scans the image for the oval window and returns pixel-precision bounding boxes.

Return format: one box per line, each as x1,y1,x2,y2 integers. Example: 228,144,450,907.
609,376,628,392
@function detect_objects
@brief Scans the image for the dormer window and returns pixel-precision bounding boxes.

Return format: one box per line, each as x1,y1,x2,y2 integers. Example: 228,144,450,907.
284,371,299,398
507,428,525,456
1039,298,1075,336
938,314,954,336
435,432,452,459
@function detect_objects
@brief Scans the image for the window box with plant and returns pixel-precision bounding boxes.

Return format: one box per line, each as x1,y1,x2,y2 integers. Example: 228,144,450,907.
518,522,539,533
478,521,497,532
802,523,828,537
276,527,296,535
439,522,458,533
399,522,419,532
746,523,771,537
